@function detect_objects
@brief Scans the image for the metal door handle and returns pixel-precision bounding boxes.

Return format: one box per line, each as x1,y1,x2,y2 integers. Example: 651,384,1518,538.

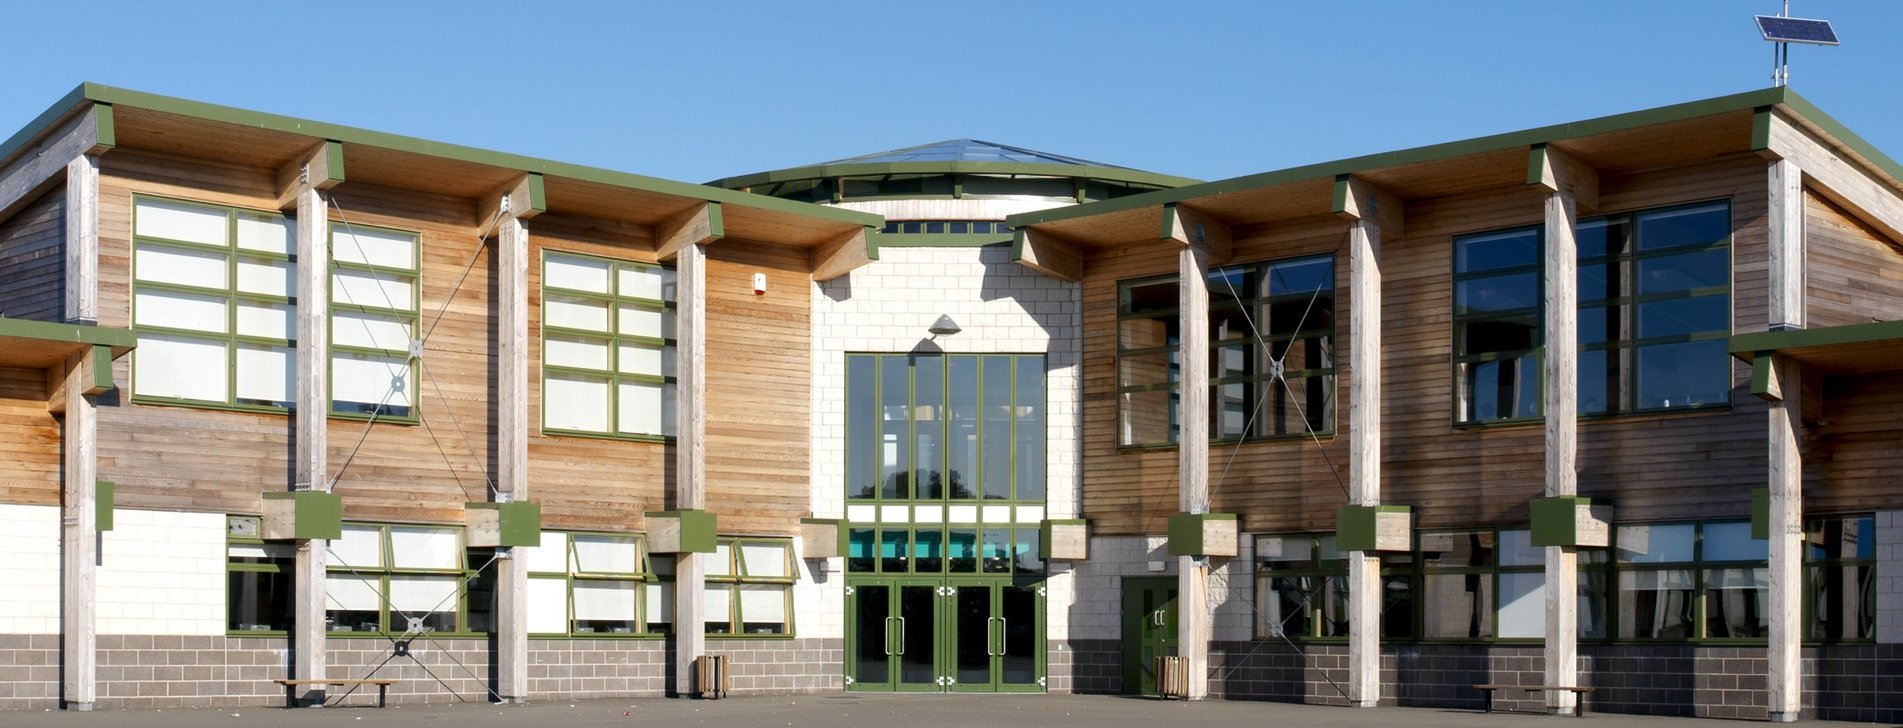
987,617,998,656
998,617,1008,655
1152,609,1164,627
884,617,894,655
897,617,906,655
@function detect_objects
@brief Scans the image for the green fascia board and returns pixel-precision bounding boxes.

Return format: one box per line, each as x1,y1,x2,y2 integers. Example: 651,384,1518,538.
96,480,114,532
15,83,876,229
1007,87,1897,230
263,490,343,541
1728,319,1903,360
467,501,542,547
0,86,105,169
1751,488,1771,540
0,317,138,353
707,161,1200,192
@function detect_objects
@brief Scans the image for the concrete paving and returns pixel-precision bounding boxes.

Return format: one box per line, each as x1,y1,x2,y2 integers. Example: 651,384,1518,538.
1,695,1887,728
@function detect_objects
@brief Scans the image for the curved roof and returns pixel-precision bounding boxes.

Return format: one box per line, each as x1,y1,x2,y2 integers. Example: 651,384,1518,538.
708,138,1198,191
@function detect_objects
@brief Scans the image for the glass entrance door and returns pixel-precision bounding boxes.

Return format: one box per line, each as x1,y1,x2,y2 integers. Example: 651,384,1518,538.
848,579,941,691
950,582,1044,692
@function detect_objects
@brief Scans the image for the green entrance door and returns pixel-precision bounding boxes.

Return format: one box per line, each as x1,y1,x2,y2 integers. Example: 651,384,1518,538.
949,581,1044,692
850,577,1043,692
1120,577,1177,696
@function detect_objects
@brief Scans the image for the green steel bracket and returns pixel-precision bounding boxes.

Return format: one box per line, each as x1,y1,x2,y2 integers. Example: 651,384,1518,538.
1530,496,1613,548
1336,505,1413,552
466,501,542,548
261,490,343,541
95,480,114,531
1166,512,1237,557
646,509,718,554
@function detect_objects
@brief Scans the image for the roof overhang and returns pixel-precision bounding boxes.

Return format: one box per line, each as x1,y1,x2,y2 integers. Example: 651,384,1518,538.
0,84,881,249
1730,320,1903,375
0,318,134,371
709,160,1199,192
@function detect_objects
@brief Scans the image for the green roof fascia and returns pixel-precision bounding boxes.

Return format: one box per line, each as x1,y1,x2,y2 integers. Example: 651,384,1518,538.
1728,319,1903,360
1775,89,1903,187
0,317,137,353
1007,87,1813,229
37,83,876,229
0,85,113,170
708,160,1199,191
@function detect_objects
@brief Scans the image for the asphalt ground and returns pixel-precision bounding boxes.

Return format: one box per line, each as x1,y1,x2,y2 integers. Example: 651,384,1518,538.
3,694,1889,728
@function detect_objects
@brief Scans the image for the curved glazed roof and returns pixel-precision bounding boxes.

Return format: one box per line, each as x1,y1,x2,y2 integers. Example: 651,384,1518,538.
707,138,1198,191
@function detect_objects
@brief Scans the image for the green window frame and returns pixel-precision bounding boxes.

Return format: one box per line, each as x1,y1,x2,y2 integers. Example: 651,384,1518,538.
844,524,1045,577
129,195,297,412
705,538,795,636
845,353,1046,503
323,523,491,637
225,515,295,635
1452,200,1733,424
1115,254,1337,448
540,250,677,440
328,222,421,420
1254,534,1409,641
1614,520,1766,642
524,531,667,638
1804,514,1876,642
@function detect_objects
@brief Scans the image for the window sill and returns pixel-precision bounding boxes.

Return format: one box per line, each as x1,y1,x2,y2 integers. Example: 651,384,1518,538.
1455,403,1732,430
1117,432,1337,454
131,396,292,417
327,410,420,426
539,427,672,444
704,632,798,640
534,633,668,640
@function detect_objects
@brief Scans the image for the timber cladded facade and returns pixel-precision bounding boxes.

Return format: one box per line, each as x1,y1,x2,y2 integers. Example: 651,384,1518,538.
0,83,1899,721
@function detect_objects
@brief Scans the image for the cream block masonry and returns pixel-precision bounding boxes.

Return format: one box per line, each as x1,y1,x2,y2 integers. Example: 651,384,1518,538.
96,509,226,636
0,504,61,635
809,245,1083,640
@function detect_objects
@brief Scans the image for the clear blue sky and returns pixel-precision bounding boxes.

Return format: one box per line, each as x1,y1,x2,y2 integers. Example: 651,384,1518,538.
3,1,1897,184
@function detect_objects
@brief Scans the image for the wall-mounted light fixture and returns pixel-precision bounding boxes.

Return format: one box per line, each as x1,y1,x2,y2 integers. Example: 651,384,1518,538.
928,314,962,337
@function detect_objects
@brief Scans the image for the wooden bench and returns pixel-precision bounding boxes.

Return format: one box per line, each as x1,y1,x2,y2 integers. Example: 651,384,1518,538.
1474,684,1595,717
272,678,398,708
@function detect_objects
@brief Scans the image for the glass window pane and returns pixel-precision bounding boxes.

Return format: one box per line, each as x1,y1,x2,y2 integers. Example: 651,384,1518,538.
524,532,568,573
1259,575,1311,637
617,379,667,435
388,576,460,632
545,295,610,332
236,301,293,340
1807,563,1875,640
134,335,229,402
1635,203,1728,252
947,356,979,500
546,335,612,371
235,344,293,407
1634,339,1729,410
545,254,612,294
914,355,943,500
704,585,732,634
1015,357,1045,501
544,373,610,432
1702,521,1767,562
332,353,413,411
708,542,733,578
879,355,908,500
848,356,879,501
1497,530,1542,566
1456,229,1539,272
135,290,227,333
1118,349,1176,388
1578,305,1613,345
982,528,1012,574
1617,523,1695,563
572,535,641,574
947,529,978,573
982,356,1013,499
572,581,639,633
1422,572,1492,638
1705,567,1768,638
738,584,787,634
1636,296,1728,339
847,528,875,573
1498,572,1545,638
1120,279,1176,316
618,304,673,339
1575,218,1624,259
527,576,568,634
389,527,461,569
136,199,227,245
1637,250,1728,294
647,581,674,633
1617,568,1695,639
235,212,291,255
912,530,943,573
1457,314,1539,356
236,258,293,297
1013,528,1044,576
227,569,294,632
1577,263,1611,302
135,244,228,288
1268,256,1335,297
1807,515,1876,561
1119,388,1177,446
1579,568,1609,638
1460,355,1540,421
1579,348,1612,415
1119,317,1177,351
617,342,670,377
617,265,667,300
329,525,384,568
331,270,414,311
740,543,789,578
325,574,383,632
332,226,416,269
880,530,909,573
332,311,412,352
1420,531,1493,569
1456,273,1539,314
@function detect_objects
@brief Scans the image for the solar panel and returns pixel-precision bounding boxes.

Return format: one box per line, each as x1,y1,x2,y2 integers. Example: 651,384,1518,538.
1756,16,1839,45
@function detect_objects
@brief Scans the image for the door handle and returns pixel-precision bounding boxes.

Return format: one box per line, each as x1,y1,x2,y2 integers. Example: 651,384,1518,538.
884,617,895,656
897,616,907,655
998,616,1008,656
987,617,999,656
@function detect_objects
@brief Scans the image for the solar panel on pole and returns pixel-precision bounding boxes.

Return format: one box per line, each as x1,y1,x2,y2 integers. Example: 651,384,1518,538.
1755,16,1840,46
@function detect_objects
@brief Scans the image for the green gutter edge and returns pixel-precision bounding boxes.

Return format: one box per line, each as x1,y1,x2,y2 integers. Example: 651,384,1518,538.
1009,87,1898,230
3,83,878,229
707,160,1200,192
0,317,137,351
1728,319,1903,361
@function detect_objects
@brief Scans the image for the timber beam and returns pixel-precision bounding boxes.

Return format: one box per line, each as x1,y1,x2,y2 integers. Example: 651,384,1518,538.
0,103,112,224
1331,174,1405,239
1160,202,1232,263
1335,173,1393,708
1755,108,1903,246
1012,228,1082,281
480,173,546,225
1527,143,1600,214
274,141,345,211
46,345,113,413
655,201,721,262
811,226,874,281
486,173,541,704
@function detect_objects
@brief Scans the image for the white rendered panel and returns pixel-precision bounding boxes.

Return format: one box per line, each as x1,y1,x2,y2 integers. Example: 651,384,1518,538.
572,581,638,621
617,304,673,339
847,505,876,523
546,335,611,371
135,290,227,333
1016,506,1045,524
524,533,568,574
618,266,668,300
705,584,731,622
572,535,640,575
236,258,294,297
332,270,414,311
546,295,610,333
237,301,292,340
527,576,568,633
333,226,416,269
545,254,611,294
326,574,382,612
387,575,459,612
912,505,943,524
332,354,413,408
235,212,292,255
617,380,665,435
329,525,385,569
708,543,733,577
235,345,293,405
617,342,672,376
982,506,1012,524
134,335,228,401
332,311,412,352
390,527,461,569
135,245,227,288
546,374,611,432
947,505,978,524
136,199,226,245
880,506,908,523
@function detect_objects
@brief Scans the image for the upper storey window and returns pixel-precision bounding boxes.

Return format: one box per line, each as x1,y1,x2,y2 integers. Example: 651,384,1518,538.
541,251,677,439
328,223,420,419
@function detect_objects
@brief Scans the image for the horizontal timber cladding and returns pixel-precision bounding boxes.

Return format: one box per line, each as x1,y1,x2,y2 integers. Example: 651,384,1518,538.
1803,192,1903,329
527,215,666,533
95,149,501,523
1808,372,1903,514
1079,154,1775,536
0,188,65,322
703,241,811,536
0,366,61,506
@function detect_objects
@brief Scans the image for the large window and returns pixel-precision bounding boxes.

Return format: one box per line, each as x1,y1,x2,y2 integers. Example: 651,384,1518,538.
1615,521,1764,640
1806,515,1876,641
1454,201,1732,422
705,538,795,635
524,532,668,637
846,524,1045,576
131,197,296,410
226,516,294,634
847,354,1044,502
1117,255,1336,447
541,251,677,438
324,524,490,636
329,223,421,418
1253,534,1410,640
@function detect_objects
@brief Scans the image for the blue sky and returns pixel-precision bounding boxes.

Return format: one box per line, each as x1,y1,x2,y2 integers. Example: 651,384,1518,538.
3,2,1897,184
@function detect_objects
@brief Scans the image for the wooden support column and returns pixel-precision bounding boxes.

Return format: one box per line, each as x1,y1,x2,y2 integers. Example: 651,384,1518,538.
58,350,97,710
1333,175,1400,708
660,203,717,696
1013,228,1083,281
1767,158,1805,331
1530,144,1596,716
1173,220,1214,700
281,142,341,705
487,175,542,703
63,155,100,324
1762,151,1807,723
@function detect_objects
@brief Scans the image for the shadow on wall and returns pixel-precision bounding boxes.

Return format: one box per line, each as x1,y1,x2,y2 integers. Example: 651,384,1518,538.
816,246,1075,342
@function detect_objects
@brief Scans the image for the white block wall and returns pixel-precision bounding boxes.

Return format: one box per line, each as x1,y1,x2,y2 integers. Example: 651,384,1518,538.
0,504,61,634
97,509,226,636
1065,535,1255,642
1879,510,1903,644
808,245,1083,640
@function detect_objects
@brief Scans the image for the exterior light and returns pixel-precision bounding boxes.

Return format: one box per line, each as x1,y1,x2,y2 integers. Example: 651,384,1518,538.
928,315,962,337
